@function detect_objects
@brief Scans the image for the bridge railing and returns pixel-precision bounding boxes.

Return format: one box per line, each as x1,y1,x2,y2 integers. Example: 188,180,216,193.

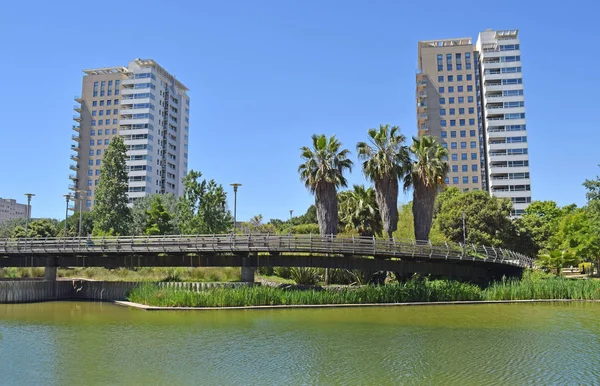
0,234,534,268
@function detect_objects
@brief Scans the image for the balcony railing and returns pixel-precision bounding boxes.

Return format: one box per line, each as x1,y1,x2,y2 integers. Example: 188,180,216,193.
68,174,77,181
68,184,76,190
72,134,80,142
73,115,81,122
418,125,429,131
69,164,79,171
418,91,427,98
70,154,79,162
71,144,79,151
418,114,428,120
73,125,80,132
74,96,83,102
73,104,82,112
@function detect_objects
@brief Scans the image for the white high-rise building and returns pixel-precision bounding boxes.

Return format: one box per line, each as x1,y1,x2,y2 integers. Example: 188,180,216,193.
70,59,190,210
476,30,531,216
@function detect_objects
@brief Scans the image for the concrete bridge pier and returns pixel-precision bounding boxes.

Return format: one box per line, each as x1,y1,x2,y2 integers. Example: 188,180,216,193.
44,257,57,282
241,254,256,282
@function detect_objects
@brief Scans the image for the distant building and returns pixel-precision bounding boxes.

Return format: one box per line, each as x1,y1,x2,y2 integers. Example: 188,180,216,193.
0,198,28,222
417,29,531,216
70,58,191,210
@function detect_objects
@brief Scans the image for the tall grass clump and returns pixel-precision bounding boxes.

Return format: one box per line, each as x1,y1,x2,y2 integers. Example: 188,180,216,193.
483,270,600,301
128,278,483,307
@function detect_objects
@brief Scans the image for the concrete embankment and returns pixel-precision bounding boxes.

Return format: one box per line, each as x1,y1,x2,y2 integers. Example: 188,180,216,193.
0,280,258,304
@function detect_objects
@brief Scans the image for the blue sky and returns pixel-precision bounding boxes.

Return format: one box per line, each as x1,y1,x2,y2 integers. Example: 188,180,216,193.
0,0,598,222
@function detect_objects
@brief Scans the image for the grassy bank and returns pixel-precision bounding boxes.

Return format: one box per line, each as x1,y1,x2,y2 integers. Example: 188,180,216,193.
128,271,600,307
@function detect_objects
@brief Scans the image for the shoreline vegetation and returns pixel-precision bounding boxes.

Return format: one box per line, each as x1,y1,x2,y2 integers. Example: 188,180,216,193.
127,271,600,308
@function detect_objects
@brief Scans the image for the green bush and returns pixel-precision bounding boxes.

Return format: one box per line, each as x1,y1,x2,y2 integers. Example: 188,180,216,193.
579,263,593,275
289,267,321,285
274,266,292,279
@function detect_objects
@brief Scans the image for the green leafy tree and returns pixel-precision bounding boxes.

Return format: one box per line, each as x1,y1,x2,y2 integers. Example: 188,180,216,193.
132,193,179,235
92,136,131,236
0,218,26,238
144,196,174,235
12,219,59,238
356,124,407,238
402,136,449,241
178,170,233,234
394,202,446,243
550,209,600,271
338,185,382,237
240,214,278,234
57,211,94,237
434,189,515,247
515,201,574,256
537,249,579,276
298,134,353,236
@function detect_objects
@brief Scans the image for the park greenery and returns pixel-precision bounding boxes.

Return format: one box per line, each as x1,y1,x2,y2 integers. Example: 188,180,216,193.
2,129,600,280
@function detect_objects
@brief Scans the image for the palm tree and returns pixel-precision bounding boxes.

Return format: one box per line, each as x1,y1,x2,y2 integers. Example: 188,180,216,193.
357,124,407,238
403,135,449,241
298,134,353,236
338,185,382,237
537,249,579,277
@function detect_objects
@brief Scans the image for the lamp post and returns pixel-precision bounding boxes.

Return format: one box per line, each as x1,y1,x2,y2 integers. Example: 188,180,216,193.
24,193,35,238
289,209,294,234
230,183,242,234
76,190,85,237
462,212,467,245
62,194,71,236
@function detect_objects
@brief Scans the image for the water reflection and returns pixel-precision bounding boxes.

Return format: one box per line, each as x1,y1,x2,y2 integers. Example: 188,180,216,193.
0,302,599,384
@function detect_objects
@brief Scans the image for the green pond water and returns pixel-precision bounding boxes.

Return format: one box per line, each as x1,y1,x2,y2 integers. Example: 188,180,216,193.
0,301,599,385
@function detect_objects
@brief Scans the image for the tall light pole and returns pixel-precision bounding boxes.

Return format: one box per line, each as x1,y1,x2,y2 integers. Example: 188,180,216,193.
230,183,242,234
62,194,71,236
289,209,294,234
24,193,35,238
76,189,85,237
462,212,467,245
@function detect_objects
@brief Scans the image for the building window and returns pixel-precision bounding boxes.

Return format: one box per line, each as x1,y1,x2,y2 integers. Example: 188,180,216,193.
467,96,474,103
451,154,457,161
439,87,444,93
96,149,101,155
92,101,97,107
100,101,105,106
452,165,458,172
457,75,463,81
106,109,111,115
437,54,443,71
105,129,109,135
451,142,457,149
447,75,453,82
98,120,103,126
450,120,456,127
88,150,93,157
466,74,472,81
442,143,447,149
461,153,467,160
472,176,479,183
461,142,467,149
462,165,468,172
441,120,446,127
463,176,469,184
472,164,478,172
88,170,93,176
448,86,454,93
92,111,97,116
441,131,447,138
459,108,465,115
96,159,101,165
89,140,94,146
468,107,474,114
440,109,446,116
438,75,444,82
86,200,91,207
91,130,95,136
459,119,466,126
439,98,445,104
469,118,475,125
104,139,109,145
449,108,455,115
457,86,463,92
95,170,100,176
471,153,477,160
112,129,117,134
467,85,473,92
449,97,455,104
460,130,466,137
458,97,464,104
446,53,452,71
453,177,459,184
99,110,104,116
470,141,477,148
114,99,119,105
114,109,118,115
470,130,476,137
87,180,92,187
450,131,456,138
107,100,112,106
445,177,450,184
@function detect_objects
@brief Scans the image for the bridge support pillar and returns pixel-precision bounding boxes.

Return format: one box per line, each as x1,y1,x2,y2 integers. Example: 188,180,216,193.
241,255,256,282
44,257,57,282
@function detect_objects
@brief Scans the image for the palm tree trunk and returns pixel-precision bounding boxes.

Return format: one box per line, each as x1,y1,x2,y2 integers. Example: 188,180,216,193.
412,180,436,242
315,182,338,286
375,177,398,239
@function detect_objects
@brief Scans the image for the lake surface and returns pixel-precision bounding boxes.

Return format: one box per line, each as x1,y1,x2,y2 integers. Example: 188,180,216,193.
0,301,599,385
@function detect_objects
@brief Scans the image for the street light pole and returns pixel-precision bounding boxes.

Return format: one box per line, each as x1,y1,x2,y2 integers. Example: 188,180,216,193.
24,193,35,238
462,212,466,245
62,194,71,236
230,183,242,234
289,209,294,234
76,190,84,237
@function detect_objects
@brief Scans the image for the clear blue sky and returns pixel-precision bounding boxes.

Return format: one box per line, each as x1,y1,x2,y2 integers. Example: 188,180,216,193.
0,0,598,222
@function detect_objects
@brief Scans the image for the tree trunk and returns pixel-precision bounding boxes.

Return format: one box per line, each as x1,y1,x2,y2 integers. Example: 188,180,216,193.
412,180,436,242
374,176,399,239
315,182,338,286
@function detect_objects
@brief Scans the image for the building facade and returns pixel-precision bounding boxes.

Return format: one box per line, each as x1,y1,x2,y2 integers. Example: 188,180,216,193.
0,198,28,222
417,29,531,216
417,38,483,192
70,59,190,210
476,30,531,216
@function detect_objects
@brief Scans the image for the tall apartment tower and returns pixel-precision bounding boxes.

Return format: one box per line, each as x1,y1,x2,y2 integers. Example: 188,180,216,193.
476,30,531,216
417,30,531,216
70,59,190,210
417,38,483,192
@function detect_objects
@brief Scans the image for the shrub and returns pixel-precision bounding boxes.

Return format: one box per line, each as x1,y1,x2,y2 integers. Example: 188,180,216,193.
289,267,321,285
274,266,292,279
579,263,593,275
